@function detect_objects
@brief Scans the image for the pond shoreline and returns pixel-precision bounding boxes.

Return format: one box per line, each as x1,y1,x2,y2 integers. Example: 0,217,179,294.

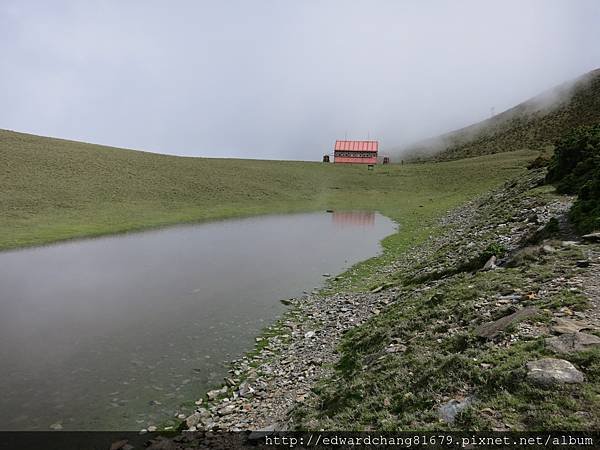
179,279,403,432
176,204,461,431
176,169,592,433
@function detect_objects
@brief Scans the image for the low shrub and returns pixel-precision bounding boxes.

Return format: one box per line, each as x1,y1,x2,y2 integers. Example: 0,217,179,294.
546,125,600,232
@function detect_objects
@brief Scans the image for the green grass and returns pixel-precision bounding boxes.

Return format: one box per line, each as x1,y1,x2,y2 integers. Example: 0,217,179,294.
0,129,536,252
296,245,600,431
294,175,600,431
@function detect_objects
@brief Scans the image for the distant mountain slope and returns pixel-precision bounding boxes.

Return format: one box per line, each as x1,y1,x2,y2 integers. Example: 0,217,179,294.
399,68,600,160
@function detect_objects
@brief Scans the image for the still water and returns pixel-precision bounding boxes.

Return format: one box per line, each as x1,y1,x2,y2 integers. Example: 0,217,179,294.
0,211,396,430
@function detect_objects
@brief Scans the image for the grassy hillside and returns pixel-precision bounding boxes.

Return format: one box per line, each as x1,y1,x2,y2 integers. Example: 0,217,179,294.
296,171,600,431
0,129,535,251
399,69,600,161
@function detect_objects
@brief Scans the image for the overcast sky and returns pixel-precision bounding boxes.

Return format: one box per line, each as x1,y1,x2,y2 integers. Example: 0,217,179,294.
1,1,599,160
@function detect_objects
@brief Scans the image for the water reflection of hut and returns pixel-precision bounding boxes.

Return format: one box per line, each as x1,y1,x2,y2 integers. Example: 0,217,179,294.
323,155,330,163
332,211,375,228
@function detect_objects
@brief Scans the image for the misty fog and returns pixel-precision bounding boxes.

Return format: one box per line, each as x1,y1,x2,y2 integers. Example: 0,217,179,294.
1,0,599,160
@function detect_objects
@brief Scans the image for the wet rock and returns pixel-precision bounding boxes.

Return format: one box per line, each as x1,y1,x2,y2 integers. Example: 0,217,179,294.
147,425,157,432
546,332,600,354
475,307,539,339
49,422,63,431
185,412,201,428
196,407,210,417
526,358,584,386
438,397,473,423
207,386,227,400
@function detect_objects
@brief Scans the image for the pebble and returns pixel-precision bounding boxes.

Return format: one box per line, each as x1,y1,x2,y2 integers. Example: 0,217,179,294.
206,386,227,400
218,404,237,416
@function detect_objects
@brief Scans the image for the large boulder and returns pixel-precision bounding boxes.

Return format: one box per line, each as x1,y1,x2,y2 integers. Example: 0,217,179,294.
546,332,600,354
526,358,584,386
551,318,591,335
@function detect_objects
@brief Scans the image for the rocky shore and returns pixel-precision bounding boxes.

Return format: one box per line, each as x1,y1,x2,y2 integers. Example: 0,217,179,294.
167,167,599,435
183,284,400,432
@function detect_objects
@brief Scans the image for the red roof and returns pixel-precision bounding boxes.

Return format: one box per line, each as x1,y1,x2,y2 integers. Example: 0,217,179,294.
334,140,378,152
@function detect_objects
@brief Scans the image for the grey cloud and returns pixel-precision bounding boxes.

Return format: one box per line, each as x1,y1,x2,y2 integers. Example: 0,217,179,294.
1,0,599,160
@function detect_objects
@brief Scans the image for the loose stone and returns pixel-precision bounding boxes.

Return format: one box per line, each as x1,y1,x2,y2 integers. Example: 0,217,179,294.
526,358,584,386
546,332,600,354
